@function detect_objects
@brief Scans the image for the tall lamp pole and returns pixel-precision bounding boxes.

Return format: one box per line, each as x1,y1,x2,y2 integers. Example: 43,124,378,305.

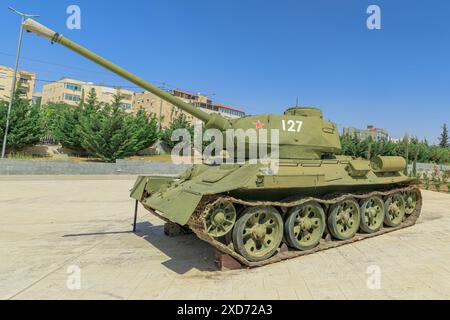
1,7,40,158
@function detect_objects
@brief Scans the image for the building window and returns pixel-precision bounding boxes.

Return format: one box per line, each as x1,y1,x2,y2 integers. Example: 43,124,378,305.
64,83,82,91
0,85,5,91
120,103,132,110
0,73,7,79
64,93,81,102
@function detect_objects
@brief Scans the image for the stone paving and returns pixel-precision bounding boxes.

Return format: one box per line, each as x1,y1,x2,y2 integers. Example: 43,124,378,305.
0,176,449,300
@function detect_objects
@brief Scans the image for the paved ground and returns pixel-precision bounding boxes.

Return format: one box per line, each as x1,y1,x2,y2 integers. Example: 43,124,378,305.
1,176,449,300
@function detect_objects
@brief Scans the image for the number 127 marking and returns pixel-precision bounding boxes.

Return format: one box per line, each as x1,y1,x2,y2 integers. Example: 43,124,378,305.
282,120,303,132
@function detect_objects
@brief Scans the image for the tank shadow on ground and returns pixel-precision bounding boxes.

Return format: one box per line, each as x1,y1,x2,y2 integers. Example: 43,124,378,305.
134,221,217,274
63,231,132,237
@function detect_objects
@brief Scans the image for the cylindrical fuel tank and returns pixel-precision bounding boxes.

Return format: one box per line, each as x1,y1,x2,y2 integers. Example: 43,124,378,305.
371,156,407,172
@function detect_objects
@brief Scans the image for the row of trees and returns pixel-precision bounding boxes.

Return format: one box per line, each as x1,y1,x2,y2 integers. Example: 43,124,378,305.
340,134,450,164
1,90,449,164
1,89,194,162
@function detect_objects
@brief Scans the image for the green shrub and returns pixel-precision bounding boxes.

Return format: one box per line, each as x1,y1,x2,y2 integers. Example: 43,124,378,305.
0,94,44,152
434,177,442,192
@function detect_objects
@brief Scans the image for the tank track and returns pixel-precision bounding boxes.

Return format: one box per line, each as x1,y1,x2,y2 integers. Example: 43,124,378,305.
186,185,422,268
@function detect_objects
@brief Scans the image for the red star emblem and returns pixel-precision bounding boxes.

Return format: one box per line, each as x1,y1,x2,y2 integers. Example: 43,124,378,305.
254,121,265,129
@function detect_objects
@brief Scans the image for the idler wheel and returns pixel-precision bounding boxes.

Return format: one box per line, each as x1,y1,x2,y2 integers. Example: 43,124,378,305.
359,196,385,233
328,199,361,240
232,206,283,262
284,201,325,251
384,193,406,227
205,200,236,238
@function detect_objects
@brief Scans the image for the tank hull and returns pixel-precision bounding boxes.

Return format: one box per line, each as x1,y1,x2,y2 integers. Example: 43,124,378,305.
131,158,421,267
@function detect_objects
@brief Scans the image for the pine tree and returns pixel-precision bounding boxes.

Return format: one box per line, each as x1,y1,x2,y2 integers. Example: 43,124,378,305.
439,123,449,148
0,93,43,152
81,88,100,115
366,137,372,160
160,114,194,149
48,89,100,152
47,103,83,150
0,101,6,144
412,147,418,177
79,93,141,162
403,134,409,175
131,108,160,151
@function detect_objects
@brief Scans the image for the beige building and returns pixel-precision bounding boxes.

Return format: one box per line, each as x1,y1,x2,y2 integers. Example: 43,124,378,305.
342,125,393,141
134,89,245,128
32,92,42,106
41,78,134,112
0,65,36,101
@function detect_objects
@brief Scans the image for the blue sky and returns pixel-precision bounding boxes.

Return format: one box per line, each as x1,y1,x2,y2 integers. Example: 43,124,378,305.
0,0,449,143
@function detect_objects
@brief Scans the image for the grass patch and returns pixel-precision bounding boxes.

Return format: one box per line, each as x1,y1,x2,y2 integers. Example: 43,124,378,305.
4,152,176,163
6,152,48,160
126,154,174,162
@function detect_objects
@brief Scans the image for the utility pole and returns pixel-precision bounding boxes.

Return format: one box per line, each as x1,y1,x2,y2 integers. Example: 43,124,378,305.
159,98,163,131
1,8,40,158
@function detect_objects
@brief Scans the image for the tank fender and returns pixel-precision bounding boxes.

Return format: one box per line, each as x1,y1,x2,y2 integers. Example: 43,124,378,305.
144,188,203,226
130,175,179,200
130,176,148,201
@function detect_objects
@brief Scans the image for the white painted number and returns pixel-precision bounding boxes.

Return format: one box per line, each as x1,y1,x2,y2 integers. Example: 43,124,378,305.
282,120,303,132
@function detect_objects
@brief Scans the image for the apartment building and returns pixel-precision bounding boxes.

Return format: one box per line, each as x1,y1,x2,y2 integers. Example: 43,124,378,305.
41,78,134,112
134,89,245,128
343,125,393,141
0,65,36,101
32,92,42,106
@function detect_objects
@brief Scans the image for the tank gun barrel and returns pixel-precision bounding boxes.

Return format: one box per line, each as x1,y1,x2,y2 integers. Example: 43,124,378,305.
23,19,229,128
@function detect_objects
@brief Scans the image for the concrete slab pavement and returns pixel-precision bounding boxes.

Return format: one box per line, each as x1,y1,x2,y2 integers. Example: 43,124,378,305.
0,176,449,300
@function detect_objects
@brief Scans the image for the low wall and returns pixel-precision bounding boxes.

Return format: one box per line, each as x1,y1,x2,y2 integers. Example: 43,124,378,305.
408,163,450,173
0,159,191,175
0,159,448,176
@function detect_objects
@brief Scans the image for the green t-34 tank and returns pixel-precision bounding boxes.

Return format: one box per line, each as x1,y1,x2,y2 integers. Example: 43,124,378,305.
24,19,422,267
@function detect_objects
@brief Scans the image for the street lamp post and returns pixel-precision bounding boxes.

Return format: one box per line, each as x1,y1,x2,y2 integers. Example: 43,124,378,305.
1,7,40,159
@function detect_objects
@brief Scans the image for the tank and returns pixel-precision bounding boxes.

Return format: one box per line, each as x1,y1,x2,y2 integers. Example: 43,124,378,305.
24,19,422,267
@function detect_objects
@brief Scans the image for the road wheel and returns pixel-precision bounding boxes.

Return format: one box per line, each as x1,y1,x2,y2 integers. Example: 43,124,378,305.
328,199,360,240
384,193,406,227
232,206,283,262
205,200,236,238
284,202,325,250
404,190,418,215
359,196,385,233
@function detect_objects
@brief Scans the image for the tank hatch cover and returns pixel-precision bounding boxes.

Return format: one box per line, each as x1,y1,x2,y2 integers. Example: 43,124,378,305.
284,107,323,119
